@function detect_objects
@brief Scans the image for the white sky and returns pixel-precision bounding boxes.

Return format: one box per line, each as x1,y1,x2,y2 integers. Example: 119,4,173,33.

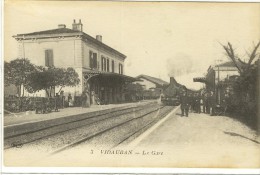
4,1,260,90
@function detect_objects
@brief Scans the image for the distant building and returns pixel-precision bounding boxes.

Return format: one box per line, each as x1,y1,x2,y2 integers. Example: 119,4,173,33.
135,74,169,99
136,74,169,90
13,19,136,105
194,61,240,104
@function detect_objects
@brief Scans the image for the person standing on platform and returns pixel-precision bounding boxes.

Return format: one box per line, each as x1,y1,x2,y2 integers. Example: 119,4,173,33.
68,93,73,107
55,93,60,111
209,91,216,116
60,91,65,108
200,92,204,113
222,93,230,115
195,93,201,113
180,91,190,117
202,93,207,113
191,93,196,112
81,91,88,108
205,92,210,114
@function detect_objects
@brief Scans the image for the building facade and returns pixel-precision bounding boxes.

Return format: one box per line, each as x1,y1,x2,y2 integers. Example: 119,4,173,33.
194,61,239,105
13,19,136,105
135,74,169,99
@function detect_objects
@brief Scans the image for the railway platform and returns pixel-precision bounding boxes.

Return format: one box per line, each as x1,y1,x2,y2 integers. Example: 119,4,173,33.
128,108,260,168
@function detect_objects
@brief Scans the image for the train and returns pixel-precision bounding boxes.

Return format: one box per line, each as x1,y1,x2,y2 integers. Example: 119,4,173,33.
160,77,187,106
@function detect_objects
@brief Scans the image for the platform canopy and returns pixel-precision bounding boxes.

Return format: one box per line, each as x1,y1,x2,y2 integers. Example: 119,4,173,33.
83,70,139,83
193,77,207,83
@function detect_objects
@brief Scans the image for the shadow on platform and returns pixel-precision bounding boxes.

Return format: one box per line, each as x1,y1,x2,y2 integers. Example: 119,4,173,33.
223,131,259,144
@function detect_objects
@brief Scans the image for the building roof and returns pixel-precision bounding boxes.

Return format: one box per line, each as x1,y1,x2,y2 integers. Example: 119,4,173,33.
216,60,246,68
207,60,241,73
16,28,80,36
217,61,237,67
13,27,126,59
136,74,169,86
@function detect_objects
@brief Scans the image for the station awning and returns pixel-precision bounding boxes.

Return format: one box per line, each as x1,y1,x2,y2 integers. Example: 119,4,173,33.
83,70,139,82
193,77,207,83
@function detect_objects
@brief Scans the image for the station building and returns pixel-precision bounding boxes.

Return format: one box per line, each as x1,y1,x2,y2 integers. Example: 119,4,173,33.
193,61,240,104
13,19,136,106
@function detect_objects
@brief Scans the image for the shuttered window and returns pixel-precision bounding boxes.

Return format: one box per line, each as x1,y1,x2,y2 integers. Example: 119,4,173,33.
119,63,123,74
107,58,109,72
93,53,97,69
89,51,93,68
89,51,98,69
45,49,54,67
104,57,107,71
101,56,104,71
112,60,115,73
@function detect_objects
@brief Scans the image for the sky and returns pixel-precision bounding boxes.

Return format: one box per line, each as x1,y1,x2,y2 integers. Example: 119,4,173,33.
4,1,260,90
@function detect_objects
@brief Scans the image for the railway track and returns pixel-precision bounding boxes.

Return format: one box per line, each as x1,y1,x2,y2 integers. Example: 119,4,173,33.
4,103,154,149
51,105,174,154
4,102,176,155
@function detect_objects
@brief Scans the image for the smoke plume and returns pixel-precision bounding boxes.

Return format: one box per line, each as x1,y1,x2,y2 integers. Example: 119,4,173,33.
166,53,195,77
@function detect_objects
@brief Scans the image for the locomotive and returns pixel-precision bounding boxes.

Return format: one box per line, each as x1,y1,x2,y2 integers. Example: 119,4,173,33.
160,77,186,106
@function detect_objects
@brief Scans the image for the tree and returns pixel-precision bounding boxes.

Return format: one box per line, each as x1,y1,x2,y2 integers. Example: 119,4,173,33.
26,66,55,97
57,67,80,93
221,41,260,128
26,66,80,97
4,58,36,97
222,41,260,75
4,61,11,86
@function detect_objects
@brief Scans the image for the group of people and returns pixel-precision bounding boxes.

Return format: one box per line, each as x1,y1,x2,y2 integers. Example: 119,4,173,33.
55,91,89,108
180,91,216,117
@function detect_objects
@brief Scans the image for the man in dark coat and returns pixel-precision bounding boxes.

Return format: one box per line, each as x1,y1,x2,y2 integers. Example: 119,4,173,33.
209,91,216,116
205,92,210,114
81,91,88,108
180,91,190,117
194,93,201,113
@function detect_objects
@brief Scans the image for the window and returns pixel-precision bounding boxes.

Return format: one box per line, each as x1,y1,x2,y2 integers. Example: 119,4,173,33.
119,63,123,74
101,56,109,72
101,56,105,71
89,51,97,69
112,60,115,73
45,49,54,67
107,58,110,72
93,53,97,69
89,51,93,68
104,57,107,71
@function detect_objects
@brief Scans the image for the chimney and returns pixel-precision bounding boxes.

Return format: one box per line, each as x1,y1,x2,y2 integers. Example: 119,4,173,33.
58,24,66,29
96,35,102,42
170,77,177,85
72,19,83,32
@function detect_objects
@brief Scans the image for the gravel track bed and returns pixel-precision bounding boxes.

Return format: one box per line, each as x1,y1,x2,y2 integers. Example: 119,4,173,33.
5,103,161,153
4,105,146,149
67,106,174,149
118,106,174,146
